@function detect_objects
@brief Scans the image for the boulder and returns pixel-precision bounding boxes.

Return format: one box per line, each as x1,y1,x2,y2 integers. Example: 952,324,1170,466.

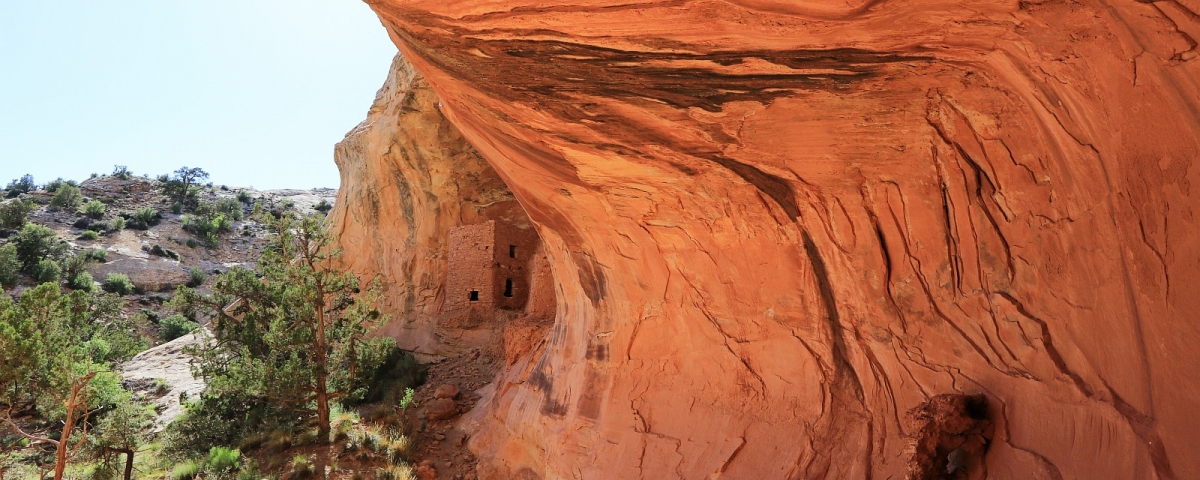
434,384,460,400
425,398,458,421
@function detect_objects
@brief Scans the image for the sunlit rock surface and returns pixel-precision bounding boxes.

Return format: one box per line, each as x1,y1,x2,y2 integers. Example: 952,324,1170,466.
120,332,206,429
348,1,1200,478
328,54,533,357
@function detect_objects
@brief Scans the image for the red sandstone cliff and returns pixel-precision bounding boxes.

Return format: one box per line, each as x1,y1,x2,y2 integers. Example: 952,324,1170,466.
328,54,535,356
345,1,1200,478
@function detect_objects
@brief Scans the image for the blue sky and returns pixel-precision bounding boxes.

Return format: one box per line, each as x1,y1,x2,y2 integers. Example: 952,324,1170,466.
0,0,397,190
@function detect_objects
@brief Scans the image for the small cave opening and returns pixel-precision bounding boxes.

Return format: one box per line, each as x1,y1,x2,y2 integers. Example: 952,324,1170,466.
905,394,993,480
469,290,480,302
509,245,517,258
504,278,514,297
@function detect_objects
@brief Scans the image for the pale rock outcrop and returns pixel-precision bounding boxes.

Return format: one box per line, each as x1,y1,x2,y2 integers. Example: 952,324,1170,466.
120,332,206,429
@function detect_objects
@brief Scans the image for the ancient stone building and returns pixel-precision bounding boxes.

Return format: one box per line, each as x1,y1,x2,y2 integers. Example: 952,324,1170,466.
444,220,540,326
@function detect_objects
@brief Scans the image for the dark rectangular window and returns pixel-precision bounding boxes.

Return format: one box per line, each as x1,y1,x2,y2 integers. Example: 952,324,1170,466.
469,290,479,302
509,245,517,258
504,279,513,297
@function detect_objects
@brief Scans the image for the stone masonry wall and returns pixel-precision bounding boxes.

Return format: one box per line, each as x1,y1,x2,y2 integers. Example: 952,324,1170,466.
444,221,496,327
493,221,539,310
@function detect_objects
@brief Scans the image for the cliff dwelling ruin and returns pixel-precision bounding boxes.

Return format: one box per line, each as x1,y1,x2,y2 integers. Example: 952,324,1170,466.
444,220,541,327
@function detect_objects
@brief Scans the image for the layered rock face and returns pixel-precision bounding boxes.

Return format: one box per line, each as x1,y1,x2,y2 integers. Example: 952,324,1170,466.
353,1,1200,478
328,54,535,356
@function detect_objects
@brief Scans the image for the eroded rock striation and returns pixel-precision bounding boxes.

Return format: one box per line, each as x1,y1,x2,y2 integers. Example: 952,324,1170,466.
347,1,1200,478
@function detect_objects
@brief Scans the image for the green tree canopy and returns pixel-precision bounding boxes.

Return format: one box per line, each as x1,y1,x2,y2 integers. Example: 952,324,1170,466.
0,283,145,480
13,223,68,273
157,166,209,209
172,213,393,443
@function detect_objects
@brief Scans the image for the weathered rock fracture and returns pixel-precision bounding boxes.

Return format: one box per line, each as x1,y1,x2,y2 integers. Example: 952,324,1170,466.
342,0,1200,478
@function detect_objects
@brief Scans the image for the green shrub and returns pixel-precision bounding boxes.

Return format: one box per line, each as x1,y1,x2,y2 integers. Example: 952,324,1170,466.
347,345,426,407
182,213,233,234
86,248,108,262
69,271,94,291
163,393,278,460
82,200,106,218
289,455,315,478
108,216,125,232
79,230,100,240
5,174,35,197
31,258,61,283
183,211,231,249
329,407,359,443
236,190,252,204
13,223,67,271
61,252,94,280
205,446,241,474
171,460,201,480
103,273,134,295
112,165,132,180
314,199,333,214
161,314,200,341
150,244,181,261
187,267,207,287
170,202,184,214
0,244,19,287
49,184,83,211
124,207,160,230
186,238,198,249
0,199,35,228
203,232,219,249
211,198,244,221
44,177,76,193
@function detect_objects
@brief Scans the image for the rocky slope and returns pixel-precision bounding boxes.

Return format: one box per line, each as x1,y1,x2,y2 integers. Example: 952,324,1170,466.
342,1,1200,478
2,176,337,430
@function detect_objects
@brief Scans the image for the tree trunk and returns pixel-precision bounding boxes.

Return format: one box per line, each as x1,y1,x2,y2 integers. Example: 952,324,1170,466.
316,375,330,442
314,282,331,443
53,374,95,480
121,449,134,480
53,386,81,480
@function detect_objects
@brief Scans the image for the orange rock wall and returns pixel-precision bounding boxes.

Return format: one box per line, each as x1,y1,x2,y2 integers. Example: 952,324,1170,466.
357,0,1200,478
522,245,558,322
328,54,531,356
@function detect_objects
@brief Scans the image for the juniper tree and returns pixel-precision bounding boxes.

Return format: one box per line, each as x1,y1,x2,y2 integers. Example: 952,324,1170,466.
157,167,208,209
0,284,127,480
87,396,149,480
173,213,392,442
